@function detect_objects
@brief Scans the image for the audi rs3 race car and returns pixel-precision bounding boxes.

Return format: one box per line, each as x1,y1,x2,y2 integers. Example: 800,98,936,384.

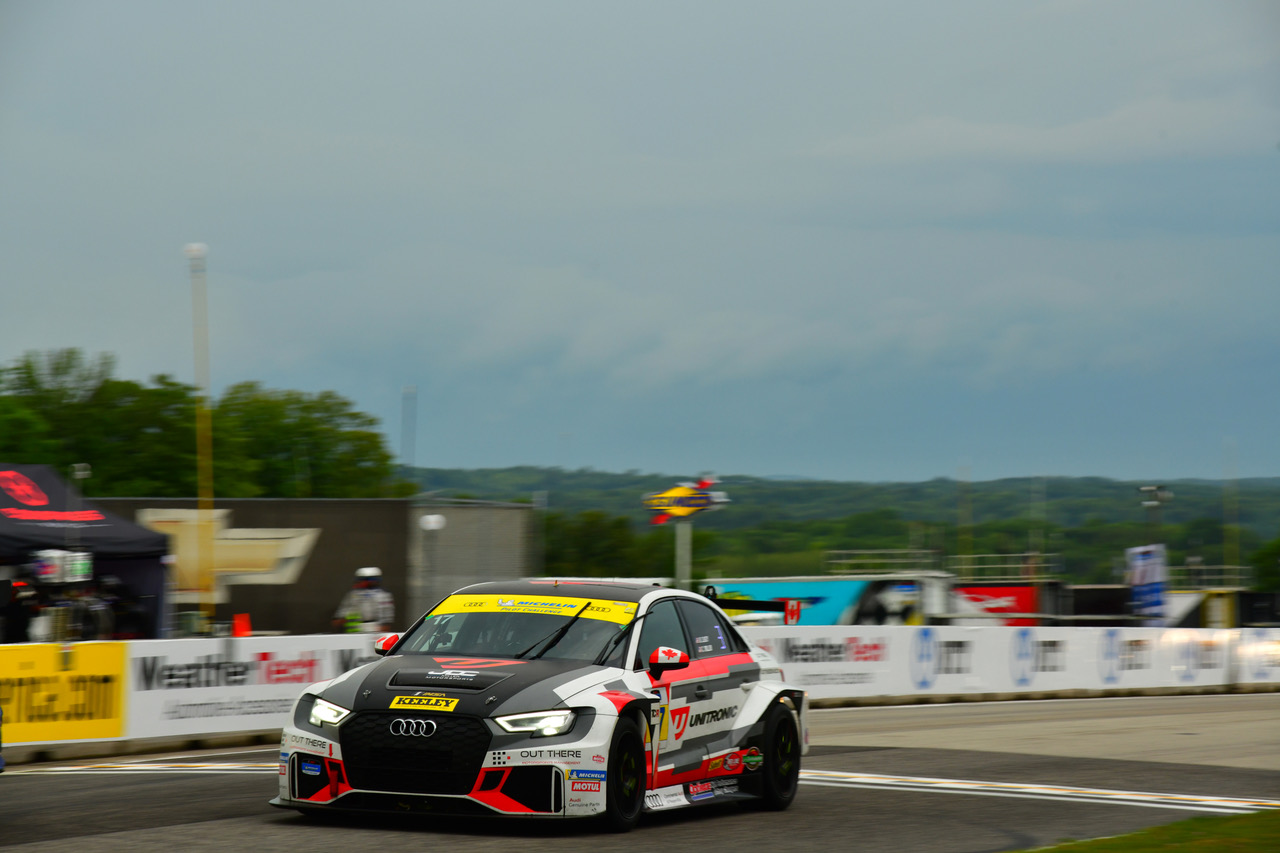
270,580,807,830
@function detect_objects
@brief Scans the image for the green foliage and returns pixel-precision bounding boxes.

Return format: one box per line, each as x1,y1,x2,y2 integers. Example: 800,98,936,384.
0,349,411,499
1009,807,1280,852
1248,536,1280,592
216,382,407,498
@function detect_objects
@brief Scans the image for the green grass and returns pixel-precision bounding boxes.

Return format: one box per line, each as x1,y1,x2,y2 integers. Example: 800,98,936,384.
1020,809,1280,852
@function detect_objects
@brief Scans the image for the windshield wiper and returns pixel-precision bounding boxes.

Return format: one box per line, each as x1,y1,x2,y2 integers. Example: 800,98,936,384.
593,613,644,666
516,601,592,660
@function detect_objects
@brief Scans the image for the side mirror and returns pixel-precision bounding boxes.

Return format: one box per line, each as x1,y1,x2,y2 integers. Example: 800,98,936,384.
374,633,399,656
648,646,690,677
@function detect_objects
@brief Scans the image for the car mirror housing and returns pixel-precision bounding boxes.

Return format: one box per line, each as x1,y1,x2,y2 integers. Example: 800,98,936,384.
648,645,690,677
374,633,399,656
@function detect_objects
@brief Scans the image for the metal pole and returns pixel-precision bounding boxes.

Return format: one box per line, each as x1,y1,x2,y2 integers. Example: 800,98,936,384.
675,520,691,591
186,243,215,630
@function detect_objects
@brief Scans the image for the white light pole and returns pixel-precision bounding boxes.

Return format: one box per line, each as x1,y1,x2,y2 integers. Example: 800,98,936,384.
185,243,215,630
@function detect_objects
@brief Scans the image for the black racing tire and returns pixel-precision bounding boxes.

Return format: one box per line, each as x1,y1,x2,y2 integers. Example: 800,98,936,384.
602,714,646,832
758,701,801,810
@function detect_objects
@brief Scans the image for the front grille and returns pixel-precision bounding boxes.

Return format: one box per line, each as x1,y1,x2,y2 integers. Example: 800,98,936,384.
340,711,492,794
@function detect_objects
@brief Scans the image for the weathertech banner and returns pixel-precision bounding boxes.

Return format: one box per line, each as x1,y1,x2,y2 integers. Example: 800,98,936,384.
125,635,384,739
0,642,127,744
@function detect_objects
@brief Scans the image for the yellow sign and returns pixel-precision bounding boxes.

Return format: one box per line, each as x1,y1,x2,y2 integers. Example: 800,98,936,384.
390,696,459,712
434,595,637,625
643,486,714,517
0,642,127,744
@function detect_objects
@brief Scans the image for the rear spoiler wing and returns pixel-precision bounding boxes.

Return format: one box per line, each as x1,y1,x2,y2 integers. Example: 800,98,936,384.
701,585,801,625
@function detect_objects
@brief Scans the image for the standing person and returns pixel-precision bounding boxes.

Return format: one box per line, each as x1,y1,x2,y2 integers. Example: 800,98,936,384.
331,566,395,633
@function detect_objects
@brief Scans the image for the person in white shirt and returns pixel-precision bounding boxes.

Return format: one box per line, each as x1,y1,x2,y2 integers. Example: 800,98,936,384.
331,566,395,633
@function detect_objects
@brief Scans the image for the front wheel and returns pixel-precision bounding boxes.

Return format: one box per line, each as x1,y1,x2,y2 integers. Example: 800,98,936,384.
602,715,646,832
758,701,801,810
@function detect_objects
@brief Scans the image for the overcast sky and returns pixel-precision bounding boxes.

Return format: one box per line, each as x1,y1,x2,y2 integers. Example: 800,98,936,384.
2,1,1278,483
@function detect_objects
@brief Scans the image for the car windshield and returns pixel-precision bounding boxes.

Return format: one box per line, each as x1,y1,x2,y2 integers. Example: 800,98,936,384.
398,594,637,661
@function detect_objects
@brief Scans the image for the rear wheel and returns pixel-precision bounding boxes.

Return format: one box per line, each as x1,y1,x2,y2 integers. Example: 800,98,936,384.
603,715,645,832
758,701,800,810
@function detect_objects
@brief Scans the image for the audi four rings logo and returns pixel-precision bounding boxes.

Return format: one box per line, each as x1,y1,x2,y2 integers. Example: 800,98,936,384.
390,718,438,737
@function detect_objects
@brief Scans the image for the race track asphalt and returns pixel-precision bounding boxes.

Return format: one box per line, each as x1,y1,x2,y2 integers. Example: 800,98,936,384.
2,693,1276,852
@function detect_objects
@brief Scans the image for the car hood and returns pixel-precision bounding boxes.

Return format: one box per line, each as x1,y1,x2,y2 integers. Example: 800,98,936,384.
318,654,611,718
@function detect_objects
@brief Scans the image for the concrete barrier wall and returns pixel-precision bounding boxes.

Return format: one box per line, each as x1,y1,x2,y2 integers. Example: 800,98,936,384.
739,625,1280,705
3,627,1278,763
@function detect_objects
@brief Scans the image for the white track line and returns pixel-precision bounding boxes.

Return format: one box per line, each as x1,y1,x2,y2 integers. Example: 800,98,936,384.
11,761,1278,815
799,770,1280,814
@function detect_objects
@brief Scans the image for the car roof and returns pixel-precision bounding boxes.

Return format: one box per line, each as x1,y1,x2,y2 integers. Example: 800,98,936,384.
451,579,700,605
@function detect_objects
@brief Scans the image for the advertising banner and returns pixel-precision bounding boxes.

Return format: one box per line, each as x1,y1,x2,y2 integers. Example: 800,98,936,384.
0,642,127,745
125,634,382,739
1237,628,1280,685
742,625,1245,701
712,580,872,625
1126,545,1168,625
953,585,1039,626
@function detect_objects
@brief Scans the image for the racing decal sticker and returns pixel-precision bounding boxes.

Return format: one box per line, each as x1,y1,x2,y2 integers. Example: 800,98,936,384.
644,785,689,811
431,595,637,624
287,733,333,754
300,758,322,776
389,696,459,711
741,747,763,771
597,690,639,713
687,781,714,802
430,657,526,669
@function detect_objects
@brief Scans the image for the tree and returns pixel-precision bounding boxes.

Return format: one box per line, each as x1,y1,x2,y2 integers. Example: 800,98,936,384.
1,349,410,499
1248,537,1280,592
216,382,410,498
0,396,60,462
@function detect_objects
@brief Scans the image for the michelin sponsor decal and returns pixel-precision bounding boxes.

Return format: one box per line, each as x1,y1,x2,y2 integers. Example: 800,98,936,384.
433,594,637,625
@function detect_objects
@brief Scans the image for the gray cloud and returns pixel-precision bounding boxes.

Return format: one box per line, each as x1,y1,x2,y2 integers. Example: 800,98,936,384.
2,0,1278,481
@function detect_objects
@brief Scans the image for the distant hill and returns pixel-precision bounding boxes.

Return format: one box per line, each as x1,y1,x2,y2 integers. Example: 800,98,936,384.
398,466,1280,539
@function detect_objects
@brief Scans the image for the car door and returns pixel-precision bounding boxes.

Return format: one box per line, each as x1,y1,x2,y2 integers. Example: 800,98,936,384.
673,599,756,768
633,598,703,785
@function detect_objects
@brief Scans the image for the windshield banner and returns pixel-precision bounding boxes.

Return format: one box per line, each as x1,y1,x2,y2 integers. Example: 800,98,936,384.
434,595,638,624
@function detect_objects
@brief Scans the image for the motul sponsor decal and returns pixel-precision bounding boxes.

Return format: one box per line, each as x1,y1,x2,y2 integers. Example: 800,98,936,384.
571,781,601,793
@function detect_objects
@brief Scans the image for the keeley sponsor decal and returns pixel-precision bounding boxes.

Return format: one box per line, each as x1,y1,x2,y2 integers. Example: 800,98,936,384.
135,652,320,690
389,696,458,711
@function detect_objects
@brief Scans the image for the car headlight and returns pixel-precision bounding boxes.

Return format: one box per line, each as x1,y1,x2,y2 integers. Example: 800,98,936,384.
308,697,352,728
494,710,576,737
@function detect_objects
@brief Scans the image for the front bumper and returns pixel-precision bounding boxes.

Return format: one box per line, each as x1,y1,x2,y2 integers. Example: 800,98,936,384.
273,711,614,819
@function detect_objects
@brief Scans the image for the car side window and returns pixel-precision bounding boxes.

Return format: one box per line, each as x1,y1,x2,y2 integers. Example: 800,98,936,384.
635,600,686,670
676,600,743,658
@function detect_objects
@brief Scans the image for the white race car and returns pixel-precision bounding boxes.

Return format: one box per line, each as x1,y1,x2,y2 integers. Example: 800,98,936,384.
270,580,806,830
